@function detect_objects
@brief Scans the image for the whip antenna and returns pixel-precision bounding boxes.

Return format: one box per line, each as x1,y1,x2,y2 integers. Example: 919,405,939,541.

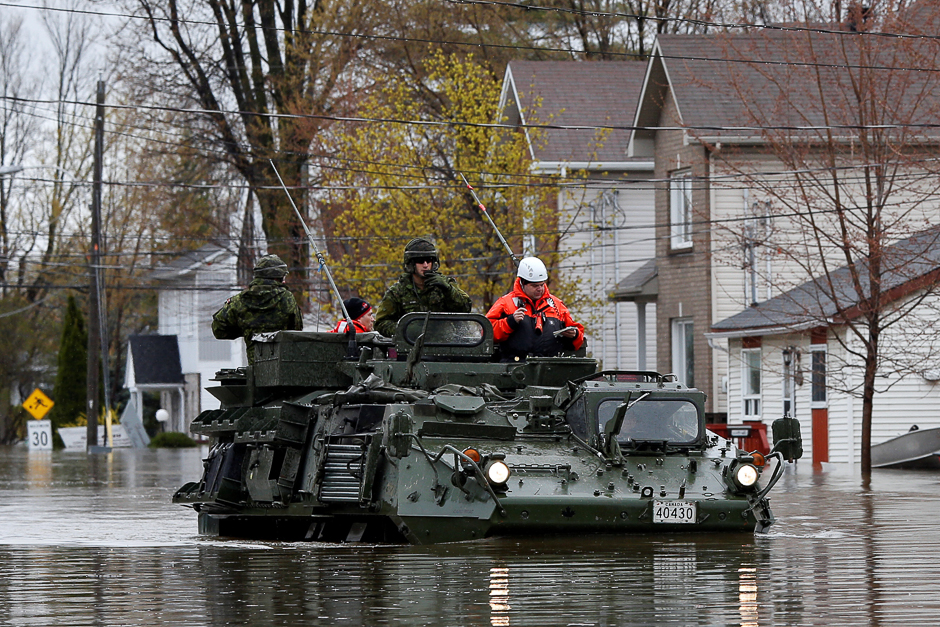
459,173,520,264
269,160,355,332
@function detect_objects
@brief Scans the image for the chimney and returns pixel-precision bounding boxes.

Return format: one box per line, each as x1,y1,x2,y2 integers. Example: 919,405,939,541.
846,3,874,32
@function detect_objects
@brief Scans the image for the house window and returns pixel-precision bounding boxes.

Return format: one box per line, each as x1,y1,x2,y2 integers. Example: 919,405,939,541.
669,170,693,249
742,348,761,417
672,318,694,387
811,347,827,406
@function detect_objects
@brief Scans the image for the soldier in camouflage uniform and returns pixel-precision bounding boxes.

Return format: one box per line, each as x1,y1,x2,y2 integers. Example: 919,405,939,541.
211,254,303,364
374,238,472,337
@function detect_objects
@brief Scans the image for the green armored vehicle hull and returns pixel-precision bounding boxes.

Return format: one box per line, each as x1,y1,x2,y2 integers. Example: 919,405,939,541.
174,313,801,544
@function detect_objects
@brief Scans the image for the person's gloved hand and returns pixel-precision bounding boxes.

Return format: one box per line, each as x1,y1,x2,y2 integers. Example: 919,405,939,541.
424,272,451,292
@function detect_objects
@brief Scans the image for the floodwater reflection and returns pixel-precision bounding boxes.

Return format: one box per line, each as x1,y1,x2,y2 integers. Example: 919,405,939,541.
2,446,940,625
489,567,511,625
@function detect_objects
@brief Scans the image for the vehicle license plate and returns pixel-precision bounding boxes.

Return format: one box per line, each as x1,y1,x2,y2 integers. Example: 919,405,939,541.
653,500,697,524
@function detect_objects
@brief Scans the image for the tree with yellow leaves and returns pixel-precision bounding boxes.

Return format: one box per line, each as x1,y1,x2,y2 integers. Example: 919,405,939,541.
319,53,573,315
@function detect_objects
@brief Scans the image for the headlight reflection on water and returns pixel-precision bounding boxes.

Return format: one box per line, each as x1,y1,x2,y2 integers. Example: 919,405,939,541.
489,566,511,626
738,566,759,627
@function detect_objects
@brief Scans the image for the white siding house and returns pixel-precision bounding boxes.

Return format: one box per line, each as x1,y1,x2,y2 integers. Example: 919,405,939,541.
709,227,940,468
628,23,940,422
142,243,246,432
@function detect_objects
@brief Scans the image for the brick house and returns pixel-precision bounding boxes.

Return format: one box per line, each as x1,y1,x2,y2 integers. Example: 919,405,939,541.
630,35,731,418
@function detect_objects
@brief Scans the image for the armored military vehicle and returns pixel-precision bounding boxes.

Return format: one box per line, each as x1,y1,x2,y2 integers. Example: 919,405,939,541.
174,312,802,544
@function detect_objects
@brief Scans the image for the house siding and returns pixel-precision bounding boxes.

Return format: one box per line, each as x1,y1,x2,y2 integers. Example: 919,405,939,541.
709,157,793,415
561,175,657,370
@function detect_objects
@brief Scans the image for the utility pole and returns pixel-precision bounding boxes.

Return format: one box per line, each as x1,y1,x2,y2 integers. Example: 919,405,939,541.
86,79,109,451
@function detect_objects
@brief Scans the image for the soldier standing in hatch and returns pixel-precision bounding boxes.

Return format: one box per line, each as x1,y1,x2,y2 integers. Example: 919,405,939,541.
373,238,472,337
211,254,303,364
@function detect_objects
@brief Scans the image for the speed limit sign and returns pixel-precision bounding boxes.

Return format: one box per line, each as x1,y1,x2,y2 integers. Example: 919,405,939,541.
27,420,53,451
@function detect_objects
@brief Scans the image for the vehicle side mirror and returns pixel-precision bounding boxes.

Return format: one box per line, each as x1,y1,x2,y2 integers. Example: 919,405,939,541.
771,415,803,462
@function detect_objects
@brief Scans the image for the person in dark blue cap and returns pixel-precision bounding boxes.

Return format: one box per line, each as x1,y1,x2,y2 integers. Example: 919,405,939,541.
330,297,374,333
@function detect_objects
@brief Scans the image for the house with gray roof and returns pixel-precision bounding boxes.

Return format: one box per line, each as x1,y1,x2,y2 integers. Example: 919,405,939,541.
499,60,656,370
632,8,940,466
708,226,940,468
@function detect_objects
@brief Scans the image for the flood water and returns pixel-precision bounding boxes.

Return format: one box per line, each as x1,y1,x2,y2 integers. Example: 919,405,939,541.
1,446,939,626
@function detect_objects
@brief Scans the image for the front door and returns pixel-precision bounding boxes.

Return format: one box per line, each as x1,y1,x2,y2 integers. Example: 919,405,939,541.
812,408,829,467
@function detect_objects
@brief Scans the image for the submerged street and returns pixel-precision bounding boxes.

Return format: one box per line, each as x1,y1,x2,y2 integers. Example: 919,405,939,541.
0,446,937,626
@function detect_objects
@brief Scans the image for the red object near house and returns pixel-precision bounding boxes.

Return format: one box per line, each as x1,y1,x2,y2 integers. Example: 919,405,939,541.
707,421,771,455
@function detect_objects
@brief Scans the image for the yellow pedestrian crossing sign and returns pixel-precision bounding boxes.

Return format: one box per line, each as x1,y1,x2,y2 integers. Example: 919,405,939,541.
23,388,54,420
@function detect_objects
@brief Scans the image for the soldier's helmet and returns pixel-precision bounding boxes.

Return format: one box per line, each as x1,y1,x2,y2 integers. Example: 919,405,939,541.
253,254,289,279
402,237,440,273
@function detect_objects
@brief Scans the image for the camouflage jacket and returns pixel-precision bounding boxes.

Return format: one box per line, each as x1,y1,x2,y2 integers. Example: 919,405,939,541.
374,272,472,337
211,278,303,363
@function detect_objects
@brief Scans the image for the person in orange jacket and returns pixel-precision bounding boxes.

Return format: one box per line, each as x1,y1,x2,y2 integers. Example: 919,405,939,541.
330,297,374,333
485,257,585,362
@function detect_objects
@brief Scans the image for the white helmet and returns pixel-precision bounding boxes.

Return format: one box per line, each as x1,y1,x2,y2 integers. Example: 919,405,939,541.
517,257,548,282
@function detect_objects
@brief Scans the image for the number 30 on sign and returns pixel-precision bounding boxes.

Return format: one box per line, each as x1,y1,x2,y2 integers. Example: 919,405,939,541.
27,420,53,451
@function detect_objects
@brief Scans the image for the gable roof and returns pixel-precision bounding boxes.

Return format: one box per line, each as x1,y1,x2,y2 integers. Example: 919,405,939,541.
500,60,650,168
126,335,185,385
148,241,234,282
709,226,940,338
632,23,940,148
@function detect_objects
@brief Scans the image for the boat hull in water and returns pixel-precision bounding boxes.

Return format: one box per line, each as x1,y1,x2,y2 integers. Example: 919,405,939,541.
872,427,940,469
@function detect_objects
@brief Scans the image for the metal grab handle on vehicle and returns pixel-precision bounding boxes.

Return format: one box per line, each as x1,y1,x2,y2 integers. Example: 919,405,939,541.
404,436,507,516
753,451,786,501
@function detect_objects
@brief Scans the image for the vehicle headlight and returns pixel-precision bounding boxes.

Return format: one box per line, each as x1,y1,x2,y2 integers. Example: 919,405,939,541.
485,460,511,485
734,463,759,488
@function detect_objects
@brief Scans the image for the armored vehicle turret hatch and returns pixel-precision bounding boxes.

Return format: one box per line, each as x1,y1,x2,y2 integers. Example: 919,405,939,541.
174,313,801,543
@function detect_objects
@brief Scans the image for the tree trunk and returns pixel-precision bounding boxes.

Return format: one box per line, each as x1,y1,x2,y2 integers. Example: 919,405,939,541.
860,323,879,475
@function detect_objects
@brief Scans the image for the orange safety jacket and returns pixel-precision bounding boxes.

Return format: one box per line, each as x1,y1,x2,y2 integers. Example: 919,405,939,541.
485,278,584,361
330,318,371,334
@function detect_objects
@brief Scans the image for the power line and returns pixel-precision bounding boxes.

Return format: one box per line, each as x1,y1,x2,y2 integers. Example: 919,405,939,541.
11,92,940,137
9,0,940,60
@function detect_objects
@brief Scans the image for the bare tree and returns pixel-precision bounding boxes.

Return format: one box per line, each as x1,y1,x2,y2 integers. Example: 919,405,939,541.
19,3,98,303
0,6,97,441
518,0,795,59
0,13,37,296
117,0,384,293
